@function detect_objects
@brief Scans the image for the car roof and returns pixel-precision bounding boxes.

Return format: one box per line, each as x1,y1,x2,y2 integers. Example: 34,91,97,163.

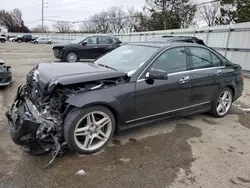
127,42,206,49
147,36,205,45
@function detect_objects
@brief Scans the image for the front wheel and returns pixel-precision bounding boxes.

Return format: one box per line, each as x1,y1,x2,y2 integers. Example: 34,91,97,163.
65,51,78,62
0,39,5,43
64,106,115,154
17,39,22,43
210,87,233,117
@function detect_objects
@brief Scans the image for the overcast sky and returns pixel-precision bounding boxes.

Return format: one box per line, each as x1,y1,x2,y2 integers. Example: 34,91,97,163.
1,0,145,30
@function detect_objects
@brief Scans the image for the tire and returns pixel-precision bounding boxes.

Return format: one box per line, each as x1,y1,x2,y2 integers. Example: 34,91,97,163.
17,39,22,43
34,41,38,44
0,39,5,43
64,106,115,154
47,41,52,44
210,87,233,117
65,51,78,62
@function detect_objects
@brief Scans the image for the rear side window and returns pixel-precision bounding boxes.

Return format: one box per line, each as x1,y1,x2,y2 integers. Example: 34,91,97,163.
189,47,223,69
189,47,212,69
211,52,223,66
152,47,187,74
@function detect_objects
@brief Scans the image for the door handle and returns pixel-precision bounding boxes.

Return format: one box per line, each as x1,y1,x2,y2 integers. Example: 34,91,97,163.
179,76,189,84
215,69,222,75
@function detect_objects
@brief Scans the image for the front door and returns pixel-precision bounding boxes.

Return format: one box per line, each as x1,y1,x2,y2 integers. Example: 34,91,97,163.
135,47,192,120
79,36,99,59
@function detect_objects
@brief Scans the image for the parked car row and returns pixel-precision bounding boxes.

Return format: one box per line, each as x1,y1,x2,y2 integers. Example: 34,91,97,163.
52,35,207,62
5,34,244,162
2,34,52,44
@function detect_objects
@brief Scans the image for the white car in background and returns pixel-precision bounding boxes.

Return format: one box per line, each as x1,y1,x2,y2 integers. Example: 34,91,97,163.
31,37,52,44
9,36,17,42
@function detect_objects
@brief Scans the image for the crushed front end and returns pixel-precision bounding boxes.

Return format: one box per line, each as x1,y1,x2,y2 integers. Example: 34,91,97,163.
5,67,67,165
6,85,63,160
6,63,128,166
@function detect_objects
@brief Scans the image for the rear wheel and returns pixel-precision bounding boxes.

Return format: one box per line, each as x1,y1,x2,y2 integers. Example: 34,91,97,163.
64,106,115,154
17,39,22,43
0,39,5,43
47,41,52,44
210,87,233,117
34,41,38,44
65,51,78,62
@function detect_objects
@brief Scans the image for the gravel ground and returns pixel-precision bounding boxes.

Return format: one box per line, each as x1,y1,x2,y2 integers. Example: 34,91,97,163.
0,42,250,188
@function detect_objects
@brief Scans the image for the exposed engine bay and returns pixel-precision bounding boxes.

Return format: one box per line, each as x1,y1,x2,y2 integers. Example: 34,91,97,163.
6,67,129,167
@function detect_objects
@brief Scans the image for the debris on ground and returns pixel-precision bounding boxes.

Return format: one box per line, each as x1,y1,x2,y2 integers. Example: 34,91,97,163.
118,158,131,164
76,169,86,176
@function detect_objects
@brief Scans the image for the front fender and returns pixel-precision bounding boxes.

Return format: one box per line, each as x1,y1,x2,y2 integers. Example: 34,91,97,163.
66,91,124,124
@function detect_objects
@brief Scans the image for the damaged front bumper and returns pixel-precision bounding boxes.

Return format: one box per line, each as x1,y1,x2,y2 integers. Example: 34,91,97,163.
6,85,61,165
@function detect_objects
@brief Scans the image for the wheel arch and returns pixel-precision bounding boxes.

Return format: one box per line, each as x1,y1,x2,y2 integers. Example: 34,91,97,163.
66,93,124,131
64,49,80,60
225,85,235,97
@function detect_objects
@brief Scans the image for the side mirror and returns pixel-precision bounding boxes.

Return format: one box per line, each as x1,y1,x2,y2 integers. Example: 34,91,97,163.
145,68,168,80
82,42,87,46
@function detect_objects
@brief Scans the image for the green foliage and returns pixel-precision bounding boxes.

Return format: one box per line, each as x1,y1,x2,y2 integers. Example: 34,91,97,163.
135,0,197,31
217,0,250,24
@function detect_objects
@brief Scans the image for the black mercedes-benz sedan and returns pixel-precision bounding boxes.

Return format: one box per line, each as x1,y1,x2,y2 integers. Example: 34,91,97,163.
6,42,244,157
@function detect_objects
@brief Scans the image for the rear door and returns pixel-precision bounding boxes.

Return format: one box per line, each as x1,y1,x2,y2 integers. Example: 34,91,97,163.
97,37,116,56
187,46,224,106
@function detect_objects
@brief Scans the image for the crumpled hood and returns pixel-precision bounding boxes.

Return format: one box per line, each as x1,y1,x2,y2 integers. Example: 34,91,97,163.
31,62,126,92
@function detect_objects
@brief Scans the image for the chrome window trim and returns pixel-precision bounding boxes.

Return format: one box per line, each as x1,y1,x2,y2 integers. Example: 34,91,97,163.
137,45,226,80
126,101,211,123
137,66,225,82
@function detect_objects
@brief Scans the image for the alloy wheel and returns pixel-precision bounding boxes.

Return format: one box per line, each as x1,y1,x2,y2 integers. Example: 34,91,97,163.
67,53,77,62
73,111,112,151
216,90,232,116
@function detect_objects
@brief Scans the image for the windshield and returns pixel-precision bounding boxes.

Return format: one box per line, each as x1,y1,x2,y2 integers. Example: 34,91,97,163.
94,45,158,73
70,37,87,44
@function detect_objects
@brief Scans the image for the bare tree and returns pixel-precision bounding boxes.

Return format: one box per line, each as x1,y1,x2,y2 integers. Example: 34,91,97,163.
32,24,50,32
0,9,29,32
91,12,110,33
198,2,220,27
53,21,73,33
10,9,22,27
125,7,140,32
79,19,97,33
106,6,127,33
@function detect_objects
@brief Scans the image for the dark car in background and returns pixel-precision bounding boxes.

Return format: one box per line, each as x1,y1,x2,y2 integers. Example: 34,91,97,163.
52,35,122,62
0,58,12,86
147,36,206,45
16,35,33,43
6,42,243,157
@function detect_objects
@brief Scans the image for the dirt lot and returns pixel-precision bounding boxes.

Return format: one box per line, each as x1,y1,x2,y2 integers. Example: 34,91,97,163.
0,42,250,188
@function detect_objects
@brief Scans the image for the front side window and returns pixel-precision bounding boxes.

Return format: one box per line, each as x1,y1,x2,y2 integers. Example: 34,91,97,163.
152,47,187,74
